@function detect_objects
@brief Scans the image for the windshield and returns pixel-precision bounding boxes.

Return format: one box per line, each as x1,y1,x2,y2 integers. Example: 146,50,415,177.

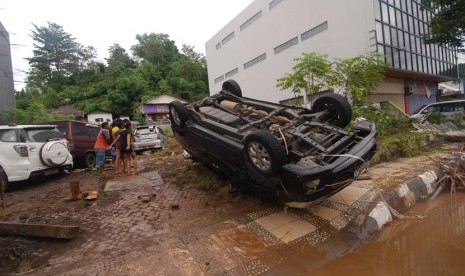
137,127,157,135
26,128,63,142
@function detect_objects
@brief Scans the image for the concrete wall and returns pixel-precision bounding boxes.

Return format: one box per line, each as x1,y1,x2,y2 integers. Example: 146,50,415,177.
206,0,376,103
371,78,406,112
0,22,15,124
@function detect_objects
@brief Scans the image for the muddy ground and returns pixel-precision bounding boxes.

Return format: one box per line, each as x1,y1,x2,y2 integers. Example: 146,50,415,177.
0,140,456,275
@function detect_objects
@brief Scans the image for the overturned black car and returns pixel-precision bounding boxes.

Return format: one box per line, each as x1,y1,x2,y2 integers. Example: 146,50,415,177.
169,80,377,204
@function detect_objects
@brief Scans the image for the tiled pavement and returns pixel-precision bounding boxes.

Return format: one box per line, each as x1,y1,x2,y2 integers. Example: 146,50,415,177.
34,171,380,275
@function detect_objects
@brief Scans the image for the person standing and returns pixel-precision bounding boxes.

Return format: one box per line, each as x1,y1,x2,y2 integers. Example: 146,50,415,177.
111,119,124,175
94,122,112,178
120,121,138,176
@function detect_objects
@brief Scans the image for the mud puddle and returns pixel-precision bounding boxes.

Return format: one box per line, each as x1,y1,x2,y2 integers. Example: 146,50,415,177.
265,192,465,275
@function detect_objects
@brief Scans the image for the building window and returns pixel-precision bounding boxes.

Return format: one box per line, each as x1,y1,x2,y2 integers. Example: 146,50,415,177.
225,68,239,78
214,75,224,84
301,21,328,42
244,53,267,69
222,32,235,46
240,10,263,31
373,0,456,78
274,36,298,54
269,0,284,10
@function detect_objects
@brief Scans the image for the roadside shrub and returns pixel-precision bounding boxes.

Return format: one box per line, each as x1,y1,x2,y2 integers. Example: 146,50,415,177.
427,111,447,124
352,106,411,136
353,105,432,163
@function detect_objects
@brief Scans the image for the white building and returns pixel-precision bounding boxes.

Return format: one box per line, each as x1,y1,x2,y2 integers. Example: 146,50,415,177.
206,0,457,114
0,22,15,124
86,110,113,125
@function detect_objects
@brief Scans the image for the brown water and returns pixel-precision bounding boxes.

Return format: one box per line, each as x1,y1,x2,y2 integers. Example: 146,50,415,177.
267,193,465,276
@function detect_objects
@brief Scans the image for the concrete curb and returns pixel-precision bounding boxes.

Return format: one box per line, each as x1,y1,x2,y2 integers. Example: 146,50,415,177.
363,167,444,234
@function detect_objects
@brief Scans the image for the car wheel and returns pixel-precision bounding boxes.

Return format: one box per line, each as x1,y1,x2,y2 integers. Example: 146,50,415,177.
0,167,8,193
84,152,96,168
312,93,352,128
222,80,242,97
244,130,286,176
169,101,189,133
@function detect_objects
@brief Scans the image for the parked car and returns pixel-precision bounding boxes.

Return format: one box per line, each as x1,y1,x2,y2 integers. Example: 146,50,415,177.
410,100,465,120
133,125,167,153
47,120,100,168
0,125,73,192
169,80,377,204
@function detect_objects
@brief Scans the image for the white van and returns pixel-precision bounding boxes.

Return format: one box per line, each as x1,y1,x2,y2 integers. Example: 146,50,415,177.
410,100,465,120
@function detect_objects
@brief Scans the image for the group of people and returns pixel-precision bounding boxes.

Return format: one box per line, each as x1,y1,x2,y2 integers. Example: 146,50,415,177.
94,118,138,177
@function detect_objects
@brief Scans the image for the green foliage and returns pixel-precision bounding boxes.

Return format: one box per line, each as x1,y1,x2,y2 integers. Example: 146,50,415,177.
18,23,209,123
334,53,387,105
8,102,73,124
378,131,430,161
277,52,336,106
353,106,411,136
353,105,431,162
424,0,465,50
427,110,447,124
277,52,386,106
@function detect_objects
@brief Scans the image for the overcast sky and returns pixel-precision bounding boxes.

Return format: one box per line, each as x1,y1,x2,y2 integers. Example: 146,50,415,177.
0,0,254,90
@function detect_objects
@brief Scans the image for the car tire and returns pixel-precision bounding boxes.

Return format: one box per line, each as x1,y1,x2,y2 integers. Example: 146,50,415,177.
312,93,352,128
222,80,242,97
244,130,286,176
0,167,8,193
169,101,189,132
84,152,96,168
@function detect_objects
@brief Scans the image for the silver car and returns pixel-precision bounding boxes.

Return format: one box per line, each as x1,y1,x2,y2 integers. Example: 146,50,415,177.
133,126,167,153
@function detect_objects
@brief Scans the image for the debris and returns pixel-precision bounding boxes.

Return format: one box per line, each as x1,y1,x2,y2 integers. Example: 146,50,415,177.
66,181,81,201
430,155,465,193
170,200,179,209
81,191,98,200
0,222,79,240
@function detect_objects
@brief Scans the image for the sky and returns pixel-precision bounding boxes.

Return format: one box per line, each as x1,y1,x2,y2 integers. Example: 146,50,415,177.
0,0,255,90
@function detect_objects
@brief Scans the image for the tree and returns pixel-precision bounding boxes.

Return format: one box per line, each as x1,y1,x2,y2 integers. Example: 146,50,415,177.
131,33,179,77
276,52,337,107
277,52,387,106
26,22,89,92
334,53,387,105
425,0,465,49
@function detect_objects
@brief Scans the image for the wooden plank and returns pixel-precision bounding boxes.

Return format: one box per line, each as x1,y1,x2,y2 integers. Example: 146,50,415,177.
0,222,79,239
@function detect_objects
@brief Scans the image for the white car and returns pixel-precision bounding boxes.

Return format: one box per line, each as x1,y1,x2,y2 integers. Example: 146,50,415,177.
0,125,73,192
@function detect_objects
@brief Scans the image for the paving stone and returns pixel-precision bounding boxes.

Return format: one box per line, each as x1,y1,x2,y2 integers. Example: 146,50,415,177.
309,205,341,221
272,220,317,243
255,212,317,243
328,185,370,206
255,212,297,231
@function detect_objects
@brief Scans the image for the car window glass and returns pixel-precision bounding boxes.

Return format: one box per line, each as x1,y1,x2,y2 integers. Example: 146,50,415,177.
158,128,165,135
26,128,62,142
72,122,86,136
87,127,99,137
55,122,68,135
0,129,20,142
137,128,152,135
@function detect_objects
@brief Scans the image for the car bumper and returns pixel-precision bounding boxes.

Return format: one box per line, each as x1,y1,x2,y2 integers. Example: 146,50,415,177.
280,120,377,201
133,140,165,151
8,161,74,182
